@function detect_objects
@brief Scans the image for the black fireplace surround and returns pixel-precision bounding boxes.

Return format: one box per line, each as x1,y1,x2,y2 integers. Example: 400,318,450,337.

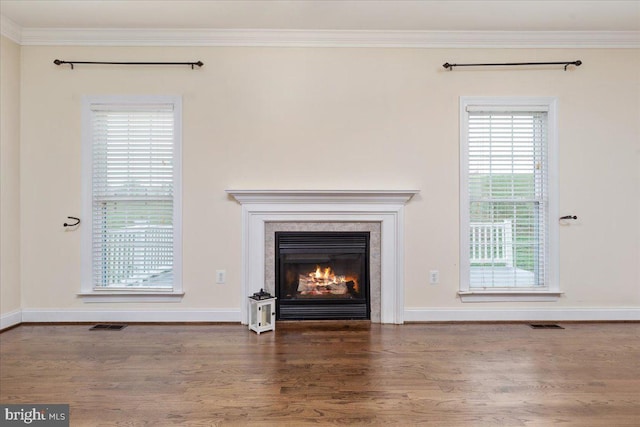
275,231,370,320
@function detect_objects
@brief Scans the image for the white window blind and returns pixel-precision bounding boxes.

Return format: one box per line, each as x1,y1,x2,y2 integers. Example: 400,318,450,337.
466,108,549,289
90,104,176,289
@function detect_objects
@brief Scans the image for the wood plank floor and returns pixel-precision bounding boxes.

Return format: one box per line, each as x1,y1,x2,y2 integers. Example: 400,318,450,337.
1,322,639,426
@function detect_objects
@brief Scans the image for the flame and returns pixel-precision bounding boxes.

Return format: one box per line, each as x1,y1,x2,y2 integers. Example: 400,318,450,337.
309,265,335,282
299,265,359,295
311,266,333,280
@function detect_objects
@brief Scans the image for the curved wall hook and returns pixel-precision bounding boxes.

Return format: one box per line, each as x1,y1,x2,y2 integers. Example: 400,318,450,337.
63,216,81,227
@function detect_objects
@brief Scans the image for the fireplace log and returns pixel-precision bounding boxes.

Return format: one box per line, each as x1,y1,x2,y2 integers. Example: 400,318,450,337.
346,280,356,295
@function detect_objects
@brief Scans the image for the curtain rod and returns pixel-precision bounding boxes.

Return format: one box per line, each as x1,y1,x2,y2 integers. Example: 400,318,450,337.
53,59,204,70
443,60,582,71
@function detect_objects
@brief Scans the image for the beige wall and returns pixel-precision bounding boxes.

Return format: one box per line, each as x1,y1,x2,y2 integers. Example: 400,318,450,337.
16,45,640,316
0,36,21,320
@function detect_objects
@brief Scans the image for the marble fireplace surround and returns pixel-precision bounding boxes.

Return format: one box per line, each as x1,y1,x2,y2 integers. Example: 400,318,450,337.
226,190,418,325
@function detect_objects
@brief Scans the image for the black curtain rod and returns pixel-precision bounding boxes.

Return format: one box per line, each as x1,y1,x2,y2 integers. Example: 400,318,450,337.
53,59,204,70
443,60,582,71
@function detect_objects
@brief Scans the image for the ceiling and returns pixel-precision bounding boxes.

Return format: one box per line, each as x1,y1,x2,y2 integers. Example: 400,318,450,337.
2,0,639,32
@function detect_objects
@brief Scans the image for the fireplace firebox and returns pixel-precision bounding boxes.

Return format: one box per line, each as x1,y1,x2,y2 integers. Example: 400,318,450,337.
275,231,370,320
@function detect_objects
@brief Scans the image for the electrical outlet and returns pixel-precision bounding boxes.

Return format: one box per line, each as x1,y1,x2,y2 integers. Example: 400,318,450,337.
216,270,226,284
429,270,439,284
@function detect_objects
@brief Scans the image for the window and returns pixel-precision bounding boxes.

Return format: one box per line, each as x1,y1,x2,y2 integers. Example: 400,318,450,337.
80,96,182,301
459,97,559,301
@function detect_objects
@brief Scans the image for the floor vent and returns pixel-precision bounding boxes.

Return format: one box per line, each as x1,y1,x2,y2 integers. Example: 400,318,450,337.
529,324,564,329
90,324,127,331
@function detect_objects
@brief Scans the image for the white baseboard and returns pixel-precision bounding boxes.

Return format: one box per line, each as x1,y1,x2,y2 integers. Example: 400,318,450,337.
0,309,22,330
20,309,241,323
6,308,639,325
404,308,640,322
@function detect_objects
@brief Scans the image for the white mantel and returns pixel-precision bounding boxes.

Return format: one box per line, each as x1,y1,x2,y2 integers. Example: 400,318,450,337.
227,189,419,205
226,189,418,325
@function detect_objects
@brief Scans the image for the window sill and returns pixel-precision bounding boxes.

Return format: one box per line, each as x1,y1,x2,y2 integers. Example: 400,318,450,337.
458,291,563,302
78,291,185,303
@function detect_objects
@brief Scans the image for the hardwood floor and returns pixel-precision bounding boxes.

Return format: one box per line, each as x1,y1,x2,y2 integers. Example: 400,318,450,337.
1,322,639,426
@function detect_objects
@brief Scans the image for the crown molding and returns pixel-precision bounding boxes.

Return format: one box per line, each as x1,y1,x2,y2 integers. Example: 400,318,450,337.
0,15,23,44
5,27,638,48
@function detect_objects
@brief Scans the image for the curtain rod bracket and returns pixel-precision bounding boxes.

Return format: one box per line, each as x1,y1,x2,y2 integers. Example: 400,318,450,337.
564,60,582,70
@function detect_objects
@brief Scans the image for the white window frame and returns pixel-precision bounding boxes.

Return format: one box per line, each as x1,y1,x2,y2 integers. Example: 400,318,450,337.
459,96,561,302
79,95,183,302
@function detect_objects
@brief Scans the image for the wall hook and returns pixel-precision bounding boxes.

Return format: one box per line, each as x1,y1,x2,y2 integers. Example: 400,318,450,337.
559,215,577,220
64,216,81,227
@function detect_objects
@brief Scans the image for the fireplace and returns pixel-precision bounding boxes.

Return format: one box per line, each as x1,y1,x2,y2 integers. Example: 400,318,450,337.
275,231,370,320
226,189,418,324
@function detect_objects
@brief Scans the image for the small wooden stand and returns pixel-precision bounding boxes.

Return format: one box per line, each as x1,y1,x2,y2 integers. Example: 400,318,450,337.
248,297,276,335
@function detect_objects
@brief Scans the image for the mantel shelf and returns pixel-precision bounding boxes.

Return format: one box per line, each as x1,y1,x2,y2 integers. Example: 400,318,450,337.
226,189,419,205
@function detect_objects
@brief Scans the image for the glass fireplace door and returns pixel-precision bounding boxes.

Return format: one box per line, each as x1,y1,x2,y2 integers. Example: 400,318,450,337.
275,232,370,320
